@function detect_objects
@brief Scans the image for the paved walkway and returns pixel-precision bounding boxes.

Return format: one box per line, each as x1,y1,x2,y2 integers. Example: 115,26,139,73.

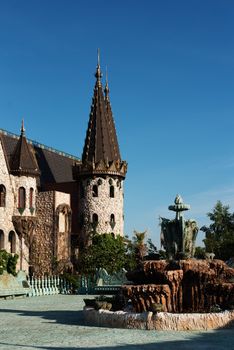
0,295,233,350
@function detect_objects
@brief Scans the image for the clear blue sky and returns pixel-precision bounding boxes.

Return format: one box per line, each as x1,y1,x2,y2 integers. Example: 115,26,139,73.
0,0,233,247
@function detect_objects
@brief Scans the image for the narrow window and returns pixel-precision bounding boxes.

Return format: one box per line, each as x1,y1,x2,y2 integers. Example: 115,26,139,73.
110,214,115,229
92,185,98,197
0,230,4,250
93,213,98,223
110,214,115,223
0,185,6,207
18,187,26,209
110,185,114,198
8,231,16,254
29,188,34,208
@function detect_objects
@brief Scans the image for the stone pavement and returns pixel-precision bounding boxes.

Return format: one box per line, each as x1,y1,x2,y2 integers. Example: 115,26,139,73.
0,295,233,350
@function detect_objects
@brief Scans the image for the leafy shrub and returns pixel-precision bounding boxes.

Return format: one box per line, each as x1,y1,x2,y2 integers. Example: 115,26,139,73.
0,250,18,276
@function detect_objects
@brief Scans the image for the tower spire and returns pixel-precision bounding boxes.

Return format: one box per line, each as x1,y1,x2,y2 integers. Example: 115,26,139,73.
95,48,102,86
21,118,25,136
104,66,110,101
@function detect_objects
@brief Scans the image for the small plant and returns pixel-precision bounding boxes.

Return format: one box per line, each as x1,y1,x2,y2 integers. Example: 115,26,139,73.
150,303,164,314
210,304,222,313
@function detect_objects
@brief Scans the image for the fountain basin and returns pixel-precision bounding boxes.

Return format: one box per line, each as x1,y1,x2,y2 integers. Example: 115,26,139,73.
83,307,234,331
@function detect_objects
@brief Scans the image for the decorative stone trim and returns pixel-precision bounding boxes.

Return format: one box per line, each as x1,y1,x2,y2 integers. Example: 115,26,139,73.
29,207,35,215
17,208,25,215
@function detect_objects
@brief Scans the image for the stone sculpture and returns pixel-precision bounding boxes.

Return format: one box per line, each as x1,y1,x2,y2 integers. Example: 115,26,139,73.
160,195,198,259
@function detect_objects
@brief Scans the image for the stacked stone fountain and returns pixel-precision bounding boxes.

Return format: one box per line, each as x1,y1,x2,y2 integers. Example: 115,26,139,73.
123,195,234,313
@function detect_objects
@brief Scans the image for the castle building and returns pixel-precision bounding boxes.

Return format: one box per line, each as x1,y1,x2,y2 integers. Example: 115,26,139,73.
0,57,127,276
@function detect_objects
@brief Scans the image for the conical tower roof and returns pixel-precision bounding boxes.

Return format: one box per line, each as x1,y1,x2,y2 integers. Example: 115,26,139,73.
73,53,127,179
82,54,121,164
10,121,40,177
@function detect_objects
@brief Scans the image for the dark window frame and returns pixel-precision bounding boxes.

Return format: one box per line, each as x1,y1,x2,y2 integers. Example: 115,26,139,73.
0,185,6,207
110,185,114,198
18,187,26,209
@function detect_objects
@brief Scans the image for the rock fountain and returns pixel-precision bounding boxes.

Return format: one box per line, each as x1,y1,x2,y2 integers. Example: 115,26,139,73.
123,195,234,313
84,195,234,330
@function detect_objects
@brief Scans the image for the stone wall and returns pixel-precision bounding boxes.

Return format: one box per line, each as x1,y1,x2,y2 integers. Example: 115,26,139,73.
32,191,55,276
83,307,234,331
80,176,124,241
32,190,72,276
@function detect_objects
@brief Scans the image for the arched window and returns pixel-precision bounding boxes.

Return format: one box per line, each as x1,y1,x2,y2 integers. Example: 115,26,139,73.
18,187,26,209
110,185,114,198
29,188,34,208
8,231,16,254
0,230,4,250
0,185,6,207
92,185,98,197
110,214,115,229
92,213,98,223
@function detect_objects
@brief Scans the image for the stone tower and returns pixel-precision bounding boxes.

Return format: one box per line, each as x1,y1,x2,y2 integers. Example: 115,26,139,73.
73,54,127,244
10,121,40,270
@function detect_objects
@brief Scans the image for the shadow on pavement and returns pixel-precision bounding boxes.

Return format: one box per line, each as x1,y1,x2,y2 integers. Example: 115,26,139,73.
0,308,84,326
0,328,233,350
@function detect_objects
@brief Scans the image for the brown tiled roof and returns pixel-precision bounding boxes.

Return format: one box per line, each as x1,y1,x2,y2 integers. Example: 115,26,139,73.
82,62,122,164
0,129,80,185
10,125,40,177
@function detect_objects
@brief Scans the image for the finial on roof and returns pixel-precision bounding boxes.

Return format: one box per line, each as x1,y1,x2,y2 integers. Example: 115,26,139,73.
21,119,25,136
97,48,100,66
95,48,102,86
104,66,110,99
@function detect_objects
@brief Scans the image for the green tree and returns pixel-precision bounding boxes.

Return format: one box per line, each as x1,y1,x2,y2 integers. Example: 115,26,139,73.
77,233,128,275
201,201,234,261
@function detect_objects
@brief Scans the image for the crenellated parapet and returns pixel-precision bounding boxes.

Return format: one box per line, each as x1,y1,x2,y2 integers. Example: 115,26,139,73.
73,159,127,179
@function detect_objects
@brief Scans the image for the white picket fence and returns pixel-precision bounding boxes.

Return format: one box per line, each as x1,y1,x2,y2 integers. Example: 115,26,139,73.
27,275,74,297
